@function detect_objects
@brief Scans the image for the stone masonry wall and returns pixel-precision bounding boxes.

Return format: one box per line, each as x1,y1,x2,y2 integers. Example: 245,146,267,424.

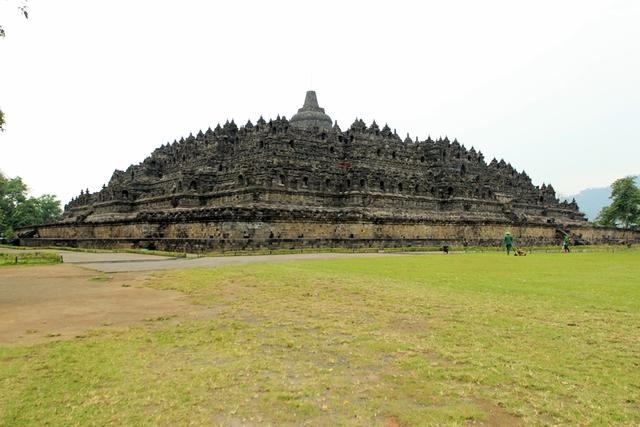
23,217,639,252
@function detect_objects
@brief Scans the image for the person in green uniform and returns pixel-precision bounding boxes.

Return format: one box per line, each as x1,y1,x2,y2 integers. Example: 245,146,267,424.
563,234,571,253
504,232,513,255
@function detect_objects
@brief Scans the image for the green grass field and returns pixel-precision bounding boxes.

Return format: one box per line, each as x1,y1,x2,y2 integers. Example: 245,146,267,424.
1,252,639,426
0,251,61,266
0,244,190,258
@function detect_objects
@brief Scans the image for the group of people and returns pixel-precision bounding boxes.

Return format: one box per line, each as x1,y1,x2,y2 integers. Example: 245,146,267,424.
504,232,571,255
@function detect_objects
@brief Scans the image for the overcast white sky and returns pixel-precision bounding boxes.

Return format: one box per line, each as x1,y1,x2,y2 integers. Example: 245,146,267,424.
1,0,638,204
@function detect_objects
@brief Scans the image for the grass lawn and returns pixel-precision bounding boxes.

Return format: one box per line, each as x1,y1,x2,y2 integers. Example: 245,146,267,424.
0,251,61,266
0,244,190,258
1,252,639,426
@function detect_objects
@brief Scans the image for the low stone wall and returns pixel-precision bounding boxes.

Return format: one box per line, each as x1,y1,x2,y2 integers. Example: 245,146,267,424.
18,215,639,252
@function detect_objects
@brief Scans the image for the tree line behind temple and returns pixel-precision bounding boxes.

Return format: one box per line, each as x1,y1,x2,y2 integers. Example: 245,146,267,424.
0,171,62,240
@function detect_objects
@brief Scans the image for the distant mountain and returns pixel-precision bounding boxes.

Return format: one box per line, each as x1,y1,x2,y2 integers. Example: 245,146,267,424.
563,176,640,221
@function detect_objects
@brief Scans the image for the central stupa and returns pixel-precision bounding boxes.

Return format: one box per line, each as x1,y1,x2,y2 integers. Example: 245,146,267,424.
289,90,333,130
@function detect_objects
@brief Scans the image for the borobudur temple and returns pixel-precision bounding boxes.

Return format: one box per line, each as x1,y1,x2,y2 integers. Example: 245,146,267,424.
18,91,639,251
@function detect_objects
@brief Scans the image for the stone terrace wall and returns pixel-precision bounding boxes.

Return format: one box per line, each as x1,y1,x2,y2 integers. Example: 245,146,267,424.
20,217,639,253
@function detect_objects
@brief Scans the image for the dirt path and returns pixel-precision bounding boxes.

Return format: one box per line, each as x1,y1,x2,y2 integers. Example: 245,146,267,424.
1,247,435,272
0,264,210,346
0,249,440,346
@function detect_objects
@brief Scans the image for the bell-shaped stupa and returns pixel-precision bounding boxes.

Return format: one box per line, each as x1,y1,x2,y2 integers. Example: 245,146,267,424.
289,90,333,130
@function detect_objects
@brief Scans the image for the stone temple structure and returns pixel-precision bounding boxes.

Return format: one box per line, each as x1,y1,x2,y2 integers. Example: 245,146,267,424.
19,91,639,251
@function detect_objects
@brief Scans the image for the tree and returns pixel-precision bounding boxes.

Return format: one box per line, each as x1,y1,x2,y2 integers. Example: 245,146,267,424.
0,0,29,131
0,0,28,38
596,176,640,229
0,171,62,239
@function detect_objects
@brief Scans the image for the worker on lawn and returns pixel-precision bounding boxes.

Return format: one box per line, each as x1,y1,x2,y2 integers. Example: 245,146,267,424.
504,231,513,255
563,234,571,253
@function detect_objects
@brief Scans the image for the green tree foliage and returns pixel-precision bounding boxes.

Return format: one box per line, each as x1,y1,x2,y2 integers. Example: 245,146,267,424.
596,176,640,229
0,0,28,38
0,0,29,131
0,171,62,239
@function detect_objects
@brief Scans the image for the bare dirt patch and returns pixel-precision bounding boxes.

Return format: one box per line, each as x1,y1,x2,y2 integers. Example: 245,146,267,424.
474,398,522,426
384,415,404,427
0,264,209,346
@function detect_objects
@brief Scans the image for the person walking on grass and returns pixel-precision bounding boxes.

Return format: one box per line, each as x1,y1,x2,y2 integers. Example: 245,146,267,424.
563,234,571,253
504,232,513,255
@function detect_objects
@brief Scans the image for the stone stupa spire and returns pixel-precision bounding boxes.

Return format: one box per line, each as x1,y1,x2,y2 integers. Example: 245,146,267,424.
302,91,321,109
290,90,333,130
